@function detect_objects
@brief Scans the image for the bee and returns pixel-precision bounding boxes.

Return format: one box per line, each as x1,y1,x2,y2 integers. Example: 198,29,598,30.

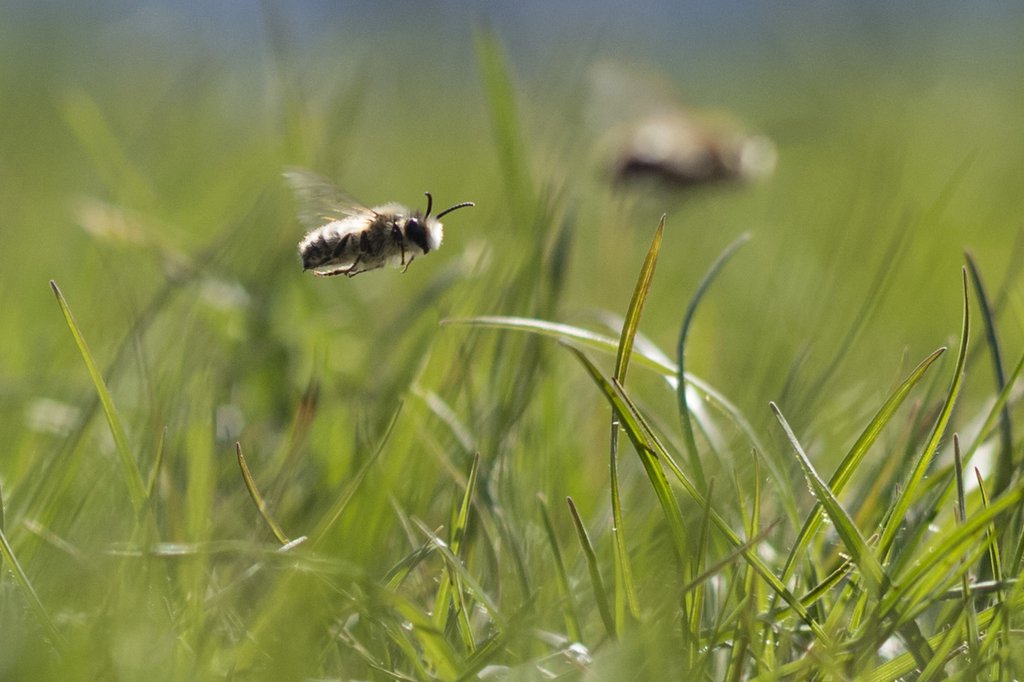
609,112,777,189
285,167,474,277
587,61,776,191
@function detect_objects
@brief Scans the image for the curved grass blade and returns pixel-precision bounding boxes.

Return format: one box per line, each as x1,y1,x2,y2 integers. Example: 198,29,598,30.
771,402,888,598
780,347,946,581
236,443,291,545
567,496,616,639
676,233,750,489
878,268,970,559
50,280,146,513
964,251,1014,498
442,315,768,459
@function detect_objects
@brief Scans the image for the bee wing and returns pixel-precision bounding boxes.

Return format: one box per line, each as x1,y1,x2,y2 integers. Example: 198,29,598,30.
587,60,689,132
283,167,370,231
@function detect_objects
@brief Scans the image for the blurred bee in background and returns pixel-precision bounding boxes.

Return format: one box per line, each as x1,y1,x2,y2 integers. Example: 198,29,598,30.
285,167,474,277
588,61,777,190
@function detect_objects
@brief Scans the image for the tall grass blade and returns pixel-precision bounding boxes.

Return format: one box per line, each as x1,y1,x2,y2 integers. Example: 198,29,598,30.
236,442,292,545
565,345,689,560
878,268,970,559
964,251,1014,498
566,496,616,638
676,232,750,490
609,216,664,626
50,280,146,513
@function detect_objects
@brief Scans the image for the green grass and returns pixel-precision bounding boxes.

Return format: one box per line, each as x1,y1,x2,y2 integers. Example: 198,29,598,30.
3,11,1024,681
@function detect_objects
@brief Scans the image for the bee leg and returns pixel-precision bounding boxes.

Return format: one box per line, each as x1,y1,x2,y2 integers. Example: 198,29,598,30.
401,255,415,273
342,254,364,277
314,268,347,277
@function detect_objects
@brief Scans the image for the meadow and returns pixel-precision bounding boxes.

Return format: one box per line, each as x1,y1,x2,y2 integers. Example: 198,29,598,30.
2,5,1024,679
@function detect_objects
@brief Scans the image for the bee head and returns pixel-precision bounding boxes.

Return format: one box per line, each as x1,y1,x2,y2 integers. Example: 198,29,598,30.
409,192,474,254
404,216,434,254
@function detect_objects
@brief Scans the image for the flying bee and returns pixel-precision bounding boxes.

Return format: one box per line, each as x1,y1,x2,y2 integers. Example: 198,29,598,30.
587,61,776,191
285,167,474,277
609,112,777,189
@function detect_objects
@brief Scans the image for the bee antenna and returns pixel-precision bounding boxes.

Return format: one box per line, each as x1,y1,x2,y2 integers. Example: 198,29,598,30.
435,201,476,220
423,192,433,219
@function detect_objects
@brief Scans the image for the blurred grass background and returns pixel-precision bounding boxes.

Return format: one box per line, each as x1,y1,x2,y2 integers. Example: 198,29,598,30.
2,1,1024,678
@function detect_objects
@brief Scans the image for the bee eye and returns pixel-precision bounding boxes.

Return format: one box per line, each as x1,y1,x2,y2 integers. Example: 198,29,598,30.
406,219,431,253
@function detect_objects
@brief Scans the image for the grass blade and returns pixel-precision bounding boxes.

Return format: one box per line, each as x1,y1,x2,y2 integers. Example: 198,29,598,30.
447,452,481,651
562,343,830,642
50,279,146,512
615,215,665,384
442,315,769,466
883,478,1024,618
964,251,1014,498
0,520,66,651
565,345,689,560
771,402,888,598
781,347,946,581
952,435,981,667
236,442,292,545
311,401,402,545
474,27,532,211
878,268,970,559
566,496,616,638
676,232,750,490
537,494,582,641
609,216,665,626
145,426,167,500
